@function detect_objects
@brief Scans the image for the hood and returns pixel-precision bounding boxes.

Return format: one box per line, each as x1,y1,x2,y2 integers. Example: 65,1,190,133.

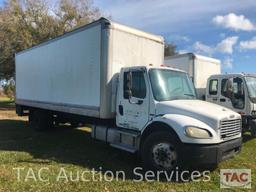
155,99,241,129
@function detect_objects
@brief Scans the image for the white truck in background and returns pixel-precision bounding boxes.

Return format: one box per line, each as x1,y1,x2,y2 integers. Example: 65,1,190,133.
165,53,256,137
165,53,221,99
207,74,256,137
16,18,242,172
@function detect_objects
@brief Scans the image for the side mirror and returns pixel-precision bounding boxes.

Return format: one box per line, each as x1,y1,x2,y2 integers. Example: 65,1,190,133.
126,72,133,99
124,71,143,105
128,90,132,98
126,89,132,99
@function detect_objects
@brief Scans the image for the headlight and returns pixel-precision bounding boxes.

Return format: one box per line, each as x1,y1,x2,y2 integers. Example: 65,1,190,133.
252,111,256,116
185,127,212,139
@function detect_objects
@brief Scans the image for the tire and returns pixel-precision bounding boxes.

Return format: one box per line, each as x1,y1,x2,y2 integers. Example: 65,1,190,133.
30,110,53,131
251,120,256,138
28,111,34,125
140,131,181,172
70,121,79,128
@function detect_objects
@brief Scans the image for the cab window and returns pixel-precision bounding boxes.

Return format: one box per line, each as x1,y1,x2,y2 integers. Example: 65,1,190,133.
209,79,218,95
124,71,146,99
232,77,245,109
221,79,229,97
221,77,245,109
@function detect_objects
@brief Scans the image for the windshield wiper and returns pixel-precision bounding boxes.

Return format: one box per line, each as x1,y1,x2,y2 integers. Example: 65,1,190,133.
184,93,196,97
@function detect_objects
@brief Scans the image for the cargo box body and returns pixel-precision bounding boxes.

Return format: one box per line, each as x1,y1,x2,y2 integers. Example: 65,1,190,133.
16,18,164,119
164,53,221,99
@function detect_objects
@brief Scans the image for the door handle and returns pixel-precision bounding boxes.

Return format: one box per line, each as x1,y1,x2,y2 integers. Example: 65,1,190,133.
118,105,123,116
212,98,218,101
220,98,226,102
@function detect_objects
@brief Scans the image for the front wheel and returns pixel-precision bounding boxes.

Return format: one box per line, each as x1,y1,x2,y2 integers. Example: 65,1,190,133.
251,120,256,137
140,131,180,172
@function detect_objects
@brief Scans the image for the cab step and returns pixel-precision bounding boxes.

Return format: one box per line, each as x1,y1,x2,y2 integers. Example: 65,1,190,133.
92,125,140,153
110,143,137,153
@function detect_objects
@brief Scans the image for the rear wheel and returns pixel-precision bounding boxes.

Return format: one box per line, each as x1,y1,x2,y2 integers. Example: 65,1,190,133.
140,131,180,172
70,121,79,128
29,110,53,131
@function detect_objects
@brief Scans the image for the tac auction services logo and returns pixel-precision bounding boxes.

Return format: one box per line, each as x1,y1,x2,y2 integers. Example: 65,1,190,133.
220,169,251,189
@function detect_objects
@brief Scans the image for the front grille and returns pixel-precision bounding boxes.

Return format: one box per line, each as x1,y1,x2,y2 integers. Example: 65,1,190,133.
220,119,241,139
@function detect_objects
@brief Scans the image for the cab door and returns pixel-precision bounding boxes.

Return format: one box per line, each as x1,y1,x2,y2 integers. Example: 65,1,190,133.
218,77,246,113
206,78,219,104
116,68,150,130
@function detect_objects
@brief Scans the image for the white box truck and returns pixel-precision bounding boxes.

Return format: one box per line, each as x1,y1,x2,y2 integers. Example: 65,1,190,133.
16,18,242,172
206,74,256,137
165,53,256,137
165,53,221,99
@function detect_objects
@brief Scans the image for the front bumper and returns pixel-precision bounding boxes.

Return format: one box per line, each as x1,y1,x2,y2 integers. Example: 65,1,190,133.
180,137,242,167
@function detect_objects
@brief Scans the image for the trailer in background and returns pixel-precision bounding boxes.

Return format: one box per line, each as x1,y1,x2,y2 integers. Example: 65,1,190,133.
165,53,221,99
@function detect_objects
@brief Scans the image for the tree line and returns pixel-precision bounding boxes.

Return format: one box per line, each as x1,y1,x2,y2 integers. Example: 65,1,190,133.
0,0,101,80
0,0,176,84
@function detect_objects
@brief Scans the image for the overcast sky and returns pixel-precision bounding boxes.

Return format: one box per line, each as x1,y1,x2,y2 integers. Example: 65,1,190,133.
0,0,255,73
94,0,256,73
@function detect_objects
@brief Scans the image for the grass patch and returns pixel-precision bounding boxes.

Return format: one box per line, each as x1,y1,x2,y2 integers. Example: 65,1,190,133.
0,96,15,110
0,96,255,191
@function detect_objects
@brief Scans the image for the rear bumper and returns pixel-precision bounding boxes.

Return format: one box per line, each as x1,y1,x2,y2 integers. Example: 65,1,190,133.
180,137,242,167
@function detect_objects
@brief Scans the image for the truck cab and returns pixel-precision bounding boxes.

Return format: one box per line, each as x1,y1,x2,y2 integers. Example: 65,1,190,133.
100,66,242,171
206,74,256,137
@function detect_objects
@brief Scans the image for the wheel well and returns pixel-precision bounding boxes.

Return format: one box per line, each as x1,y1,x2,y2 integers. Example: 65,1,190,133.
140,121,181,149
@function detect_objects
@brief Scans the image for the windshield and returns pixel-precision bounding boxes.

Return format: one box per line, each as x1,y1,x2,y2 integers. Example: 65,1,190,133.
149,69,196,101
245,76,256,102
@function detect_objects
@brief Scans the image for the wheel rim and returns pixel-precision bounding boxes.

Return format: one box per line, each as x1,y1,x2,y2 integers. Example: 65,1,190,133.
152,143,177,170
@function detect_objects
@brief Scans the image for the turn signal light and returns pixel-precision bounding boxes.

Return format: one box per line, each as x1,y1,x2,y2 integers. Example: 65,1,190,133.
238,112,245,115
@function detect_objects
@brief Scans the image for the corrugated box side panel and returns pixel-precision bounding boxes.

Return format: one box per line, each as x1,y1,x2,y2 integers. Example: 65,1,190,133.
16,24,102,115
194,56,221,99
194,57,221,89
164,55,193,77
